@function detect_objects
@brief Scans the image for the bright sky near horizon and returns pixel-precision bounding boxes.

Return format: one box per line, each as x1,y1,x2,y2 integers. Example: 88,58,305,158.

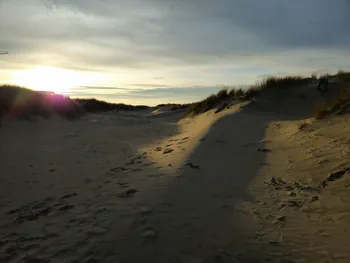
1,0,350,105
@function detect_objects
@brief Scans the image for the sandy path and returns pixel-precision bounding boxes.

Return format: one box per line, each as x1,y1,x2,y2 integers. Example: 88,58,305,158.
0,112,182,262
1,104,272,262
86,104,276,262
246,115,350,263
1,94,350,263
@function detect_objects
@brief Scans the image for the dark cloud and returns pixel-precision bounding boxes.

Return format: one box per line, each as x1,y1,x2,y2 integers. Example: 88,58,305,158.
228,0,350,49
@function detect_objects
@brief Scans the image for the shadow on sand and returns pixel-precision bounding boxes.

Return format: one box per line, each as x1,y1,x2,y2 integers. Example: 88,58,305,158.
88,99,313,263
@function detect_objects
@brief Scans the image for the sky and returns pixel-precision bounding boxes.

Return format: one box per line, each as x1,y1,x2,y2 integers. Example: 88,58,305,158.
1,0,350,105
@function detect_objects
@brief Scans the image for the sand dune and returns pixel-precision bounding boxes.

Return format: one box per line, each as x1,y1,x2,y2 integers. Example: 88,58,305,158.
1,85,350,262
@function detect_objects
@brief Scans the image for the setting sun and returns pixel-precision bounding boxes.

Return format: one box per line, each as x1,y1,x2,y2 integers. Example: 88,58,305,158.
11,66,83,94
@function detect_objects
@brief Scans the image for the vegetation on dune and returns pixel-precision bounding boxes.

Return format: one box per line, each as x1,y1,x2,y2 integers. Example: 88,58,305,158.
335,70,350,82
313,84,350,119
75,98,149,113
186,75,312,116
0,85,82,121
186,89,229,116
255,76,310,90
0,85,149,123
155,103,190,111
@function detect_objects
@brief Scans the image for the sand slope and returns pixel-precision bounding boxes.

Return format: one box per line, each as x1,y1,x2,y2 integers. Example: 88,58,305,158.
249,115,350,263
1,86,350,262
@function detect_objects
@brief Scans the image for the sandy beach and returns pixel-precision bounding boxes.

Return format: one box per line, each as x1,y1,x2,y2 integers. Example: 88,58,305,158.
1,85,350,263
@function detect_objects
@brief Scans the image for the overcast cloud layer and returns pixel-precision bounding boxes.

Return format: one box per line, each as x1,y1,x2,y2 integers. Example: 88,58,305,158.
1,0,350,103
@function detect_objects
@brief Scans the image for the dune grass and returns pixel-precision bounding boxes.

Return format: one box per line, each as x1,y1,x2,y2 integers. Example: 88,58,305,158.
0,85,83,121
313,84,350,119
186,89,231,116
0,85,150,123
75,98,149,113
185,75,311,116
155,103,189,111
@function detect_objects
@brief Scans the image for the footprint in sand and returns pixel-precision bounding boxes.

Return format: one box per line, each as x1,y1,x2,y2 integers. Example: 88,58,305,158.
117,182,130,188
186,162,200,169
9,197,71,223
322,168,350,187
163,148,174,154
15,213,40,223
155,147,162,152
148,174,164,178
58,204,75,211
14,205,54,223
110,166,128,172
86,226,107,237
257,148,271,152
20,256,48,263
60,192,78,200
131,167,144,172
144,162,156,166
117,188,138,198
273,216,286,225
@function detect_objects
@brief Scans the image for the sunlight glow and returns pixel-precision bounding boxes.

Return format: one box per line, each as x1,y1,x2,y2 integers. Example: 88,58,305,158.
11,66,91,94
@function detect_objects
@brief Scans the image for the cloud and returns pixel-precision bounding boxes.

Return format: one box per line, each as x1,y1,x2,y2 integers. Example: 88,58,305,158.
65,85,228,105
1,0,350,87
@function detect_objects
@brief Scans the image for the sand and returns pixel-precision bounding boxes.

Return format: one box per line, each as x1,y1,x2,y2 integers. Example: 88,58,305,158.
1,86,350,262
